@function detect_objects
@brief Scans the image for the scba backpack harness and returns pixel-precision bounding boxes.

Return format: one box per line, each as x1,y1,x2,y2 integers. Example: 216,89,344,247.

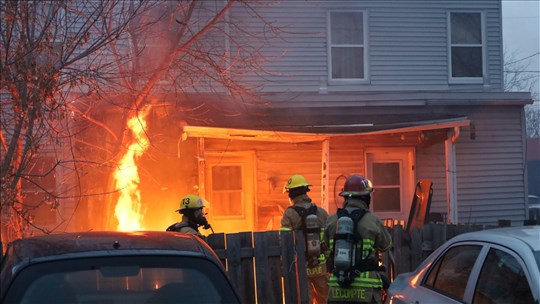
331,208,379,287
290,205,325,271
166,222,198,233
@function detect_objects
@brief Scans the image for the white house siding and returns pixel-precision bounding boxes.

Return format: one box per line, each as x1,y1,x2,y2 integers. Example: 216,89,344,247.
416,106,527,225
455,106,527,225
229,0,503,93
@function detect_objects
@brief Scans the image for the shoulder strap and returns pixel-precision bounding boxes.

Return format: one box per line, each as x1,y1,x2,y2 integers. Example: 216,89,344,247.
349,209,367,226
336,208,349,218
337,208,367,225
166,222,189,232
291,205,307,218
290,204,318,230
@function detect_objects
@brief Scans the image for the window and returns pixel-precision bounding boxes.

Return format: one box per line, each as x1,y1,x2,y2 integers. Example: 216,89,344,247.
449,12,484,81
473,248,534,304
211,165,243,217
371,163,401,212
328,11,367,81
423,245,482,301
366,148,415,222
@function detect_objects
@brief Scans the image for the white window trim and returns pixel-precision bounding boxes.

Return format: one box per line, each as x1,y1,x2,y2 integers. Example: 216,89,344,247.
447,11,486,84
327,10,369,85
365,147,416,222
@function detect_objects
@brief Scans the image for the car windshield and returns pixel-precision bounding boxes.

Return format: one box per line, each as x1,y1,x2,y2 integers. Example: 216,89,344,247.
4,256,238,304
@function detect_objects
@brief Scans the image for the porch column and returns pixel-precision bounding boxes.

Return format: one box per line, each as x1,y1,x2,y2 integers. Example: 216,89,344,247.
445,127,460,224
321,139,330,211
197,137,205,196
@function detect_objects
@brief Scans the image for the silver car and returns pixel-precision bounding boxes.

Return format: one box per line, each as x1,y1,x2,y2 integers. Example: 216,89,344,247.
385,226,540,304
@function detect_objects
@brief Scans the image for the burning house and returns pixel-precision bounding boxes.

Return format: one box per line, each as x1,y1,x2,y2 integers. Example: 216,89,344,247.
2,0,533,240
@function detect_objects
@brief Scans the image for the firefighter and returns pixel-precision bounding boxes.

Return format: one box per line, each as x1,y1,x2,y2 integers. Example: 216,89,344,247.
166,194,213,236
280,174,330,304
324,174,392,304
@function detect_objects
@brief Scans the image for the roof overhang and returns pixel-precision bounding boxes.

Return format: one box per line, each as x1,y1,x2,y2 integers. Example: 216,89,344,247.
183,117,470,143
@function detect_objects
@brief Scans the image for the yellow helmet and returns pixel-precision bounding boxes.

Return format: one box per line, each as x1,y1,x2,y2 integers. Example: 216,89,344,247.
283,174,311,192
176,194,205,212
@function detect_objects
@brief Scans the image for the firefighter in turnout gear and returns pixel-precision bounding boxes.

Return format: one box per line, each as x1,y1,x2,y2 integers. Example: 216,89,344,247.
280,174,330,304
324,175,392,303
166,194,213,237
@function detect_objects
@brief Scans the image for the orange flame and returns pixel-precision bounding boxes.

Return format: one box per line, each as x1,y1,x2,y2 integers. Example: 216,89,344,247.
113,109,150,231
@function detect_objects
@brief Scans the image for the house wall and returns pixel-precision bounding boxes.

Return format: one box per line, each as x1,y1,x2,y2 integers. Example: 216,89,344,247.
204,133,431,231
230,0,503,93
455,106,527,224
202,104,527,229
416,105,528,225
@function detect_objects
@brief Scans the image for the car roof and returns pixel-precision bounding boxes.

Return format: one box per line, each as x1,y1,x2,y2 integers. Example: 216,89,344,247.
2,231,217,267
450,225,540,251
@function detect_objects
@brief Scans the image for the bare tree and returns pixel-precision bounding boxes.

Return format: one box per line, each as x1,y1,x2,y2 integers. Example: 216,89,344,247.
69,0,278,231
1,0,278,248
504,50,540,137
0,0,165,248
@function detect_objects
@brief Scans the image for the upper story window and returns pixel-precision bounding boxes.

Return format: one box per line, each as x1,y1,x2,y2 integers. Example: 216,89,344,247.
328,11,367,83
448,12,485,83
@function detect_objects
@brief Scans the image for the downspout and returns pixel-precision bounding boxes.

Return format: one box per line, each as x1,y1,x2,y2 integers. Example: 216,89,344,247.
445,127,460,224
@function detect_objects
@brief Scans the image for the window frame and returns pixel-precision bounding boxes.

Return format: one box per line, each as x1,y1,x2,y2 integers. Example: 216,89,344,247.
471,245,536,304
422,244,484,301
327,10,369,85
447,11,486,84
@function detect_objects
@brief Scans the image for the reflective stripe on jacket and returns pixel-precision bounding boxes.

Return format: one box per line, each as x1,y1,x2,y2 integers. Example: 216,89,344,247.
280,194,330,271
324,198,392,295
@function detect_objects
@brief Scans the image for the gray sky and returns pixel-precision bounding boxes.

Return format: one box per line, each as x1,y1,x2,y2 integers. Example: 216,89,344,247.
502,0,540,99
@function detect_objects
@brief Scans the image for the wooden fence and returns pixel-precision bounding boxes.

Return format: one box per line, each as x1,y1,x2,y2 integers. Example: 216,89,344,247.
205,224,495,304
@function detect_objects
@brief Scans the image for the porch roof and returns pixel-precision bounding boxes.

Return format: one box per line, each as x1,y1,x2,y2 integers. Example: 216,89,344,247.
183,115,470,143
173,90,530,142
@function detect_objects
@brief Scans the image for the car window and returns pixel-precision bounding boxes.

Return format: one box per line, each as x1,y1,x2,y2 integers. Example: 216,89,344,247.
423,245,482,301
4,256,239,304
473,248,534,304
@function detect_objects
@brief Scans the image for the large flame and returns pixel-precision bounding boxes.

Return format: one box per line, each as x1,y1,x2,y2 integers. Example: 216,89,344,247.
113,109,150,231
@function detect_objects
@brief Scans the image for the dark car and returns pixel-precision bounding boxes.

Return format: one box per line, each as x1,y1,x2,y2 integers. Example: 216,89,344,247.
385,226,540,304
0,231,240,304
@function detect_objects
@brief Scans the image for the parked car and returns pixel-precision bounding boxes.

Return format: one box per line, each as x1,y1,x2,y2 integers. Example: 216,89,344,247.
385,226,540,304
529,195,540,222
0,231,240,304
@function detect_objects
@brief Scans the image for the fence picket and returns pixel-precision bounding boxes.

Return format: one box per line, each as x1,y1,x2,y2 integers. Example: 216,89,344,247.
205,223,508,303
254,231,282,303
239,232,256,304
